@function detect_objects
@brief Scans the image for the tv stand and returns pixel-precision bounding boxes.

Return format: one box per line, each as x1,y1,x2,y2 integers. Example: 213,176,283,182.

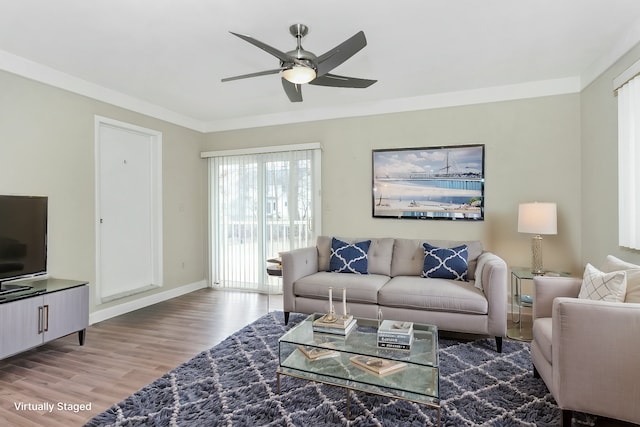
0,278,89,360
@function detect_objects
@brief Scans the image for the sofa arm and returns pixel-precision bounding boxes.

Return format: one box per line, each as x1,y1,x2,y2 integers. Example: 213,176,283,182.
532,276,581,320
552,298,640,423
479,252,508,337
281,246,319,312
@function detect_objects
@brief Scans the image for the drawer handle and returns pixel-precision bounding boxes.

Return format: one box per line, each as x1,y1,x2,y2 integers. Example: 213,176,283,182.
43,304,49,332
38,306,44,334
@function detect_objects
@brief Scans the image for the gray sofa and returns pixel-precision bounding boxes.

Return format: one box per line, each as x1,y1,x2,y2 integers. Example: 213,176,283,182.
281,236,508,352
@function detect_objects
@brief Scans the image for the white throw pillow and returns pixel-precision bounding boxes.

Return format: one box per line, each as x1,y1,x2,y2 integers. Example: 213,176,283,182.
601,255,640,303
579,263,627,302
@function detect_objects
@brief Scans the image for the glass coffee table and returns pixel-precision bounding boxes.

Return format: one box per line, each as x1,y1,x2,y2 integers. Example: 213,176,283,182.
277,313,440,425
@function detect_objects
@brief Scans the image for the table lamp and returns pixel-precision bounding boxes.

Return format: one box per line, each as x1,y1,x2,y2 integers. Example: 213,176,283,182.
518,202,557,275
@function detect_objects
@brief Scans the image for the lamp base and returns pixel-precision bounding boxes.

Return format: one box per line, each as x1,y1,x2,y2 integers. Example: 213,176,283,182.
531,235,544,275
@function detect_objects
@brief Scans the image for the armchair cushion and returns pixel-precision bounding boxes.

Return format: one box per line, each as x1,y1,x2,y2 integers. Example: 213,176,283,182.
601,255,640,303
532,317,552,362
532,276,582,320
578,263,627,302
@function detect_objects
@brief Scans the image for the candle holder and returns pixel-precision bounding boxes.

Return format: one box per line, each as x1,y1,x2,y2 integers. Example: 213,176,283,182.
324,308,337,323
317,287,353,326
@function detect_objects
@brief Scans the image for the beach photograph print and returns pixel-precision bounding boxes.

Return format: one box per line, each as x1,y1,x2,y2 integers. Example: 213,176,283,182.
372,144,484,220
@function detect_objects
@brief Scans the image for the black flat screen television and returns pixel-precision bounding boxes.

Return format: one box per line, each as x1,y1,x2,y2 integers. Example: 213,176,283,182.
0,195,48,284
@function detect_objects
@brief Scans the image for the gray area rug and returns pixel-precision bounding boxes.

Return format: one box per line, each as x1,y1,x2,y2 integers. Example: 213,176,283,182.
85,312,595,426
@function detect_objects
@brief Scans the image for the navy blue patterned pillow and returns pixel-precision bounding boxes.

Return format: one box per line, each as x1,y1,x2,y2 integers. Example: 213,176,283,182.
422,243,468,281
330,238,371,274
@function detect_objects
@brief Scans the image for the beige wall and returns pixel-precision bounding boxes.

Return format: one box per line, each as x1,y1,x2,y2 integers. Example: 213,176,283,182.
0,71,207,314
581,42,640,267
204,94,582,273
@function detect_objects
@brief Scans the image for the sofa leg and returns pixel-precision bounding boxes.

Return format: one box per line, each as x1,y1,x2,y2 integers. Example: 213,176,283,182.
561,409,572,426
533,365,540,378
495,336,503,353
284,312,290,325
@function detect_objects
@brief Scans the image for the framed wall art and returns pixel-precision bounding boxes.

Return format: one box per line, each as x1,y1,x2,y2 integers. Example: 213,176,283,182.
372,144,485,220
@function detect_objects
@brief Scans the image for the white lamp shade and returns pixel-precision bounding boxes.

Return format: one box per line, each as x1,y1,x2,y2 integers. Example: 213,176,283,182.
282,66,316,84
518,202,557,235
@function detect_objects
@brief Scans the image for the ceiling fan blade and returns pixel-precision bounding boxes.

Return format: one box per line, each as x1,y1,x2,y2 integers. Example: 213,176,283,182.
315,31,367,77
309,73,377,88
281,78,303,102
229,31,293,63
221,68,284,82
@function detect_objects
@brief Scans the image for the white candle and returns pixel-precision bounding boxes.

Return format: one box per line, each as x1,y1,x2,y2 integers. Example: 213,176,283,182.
342,288,347,316
328,287,333,311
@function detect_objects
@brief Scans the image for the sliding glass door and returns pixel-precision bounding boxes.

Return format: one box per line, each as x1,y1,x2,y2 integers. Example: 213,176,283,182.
208,146,321,292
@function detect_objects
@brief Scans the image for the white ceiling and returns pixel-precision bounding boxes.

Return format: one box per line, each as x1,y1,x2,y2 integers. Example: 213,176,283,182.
1,0,640,132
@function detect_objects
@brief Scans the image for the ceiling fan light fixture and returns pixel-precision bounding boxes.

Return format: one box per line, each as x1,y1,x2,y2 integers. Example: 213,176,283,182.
282,65,316,84
222,24,375,102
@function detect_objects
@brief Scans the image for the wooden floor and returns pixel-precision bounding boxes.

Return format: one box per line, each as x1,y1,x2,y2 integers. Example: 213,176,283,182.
0,289,281,427
0,289,635,427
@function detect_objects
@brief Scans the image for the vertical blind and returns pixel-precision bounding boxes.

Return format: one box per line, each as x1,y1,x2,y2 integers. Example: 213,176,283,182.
618,75,640,249
208,147,320,292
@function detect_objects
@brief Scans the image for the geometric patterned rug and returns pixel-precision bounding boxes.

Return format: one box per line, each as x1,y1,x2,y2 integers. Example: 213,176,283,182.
84,311,596,426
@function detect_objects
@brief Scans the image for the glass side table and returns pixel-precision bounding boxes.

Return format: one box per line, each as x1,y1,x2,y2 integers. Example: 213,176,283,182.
507,267,571,341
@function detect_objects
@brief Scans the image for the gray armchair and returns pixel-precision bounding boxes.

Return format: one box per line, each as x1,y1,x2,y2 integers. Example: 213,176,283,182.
531,275,640,426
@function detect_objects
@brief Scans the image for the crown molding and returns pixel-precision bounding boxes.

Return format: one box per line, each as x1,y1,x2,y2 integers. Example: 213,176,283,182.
1,49,581,134
0,50,205,132
201,77,581,132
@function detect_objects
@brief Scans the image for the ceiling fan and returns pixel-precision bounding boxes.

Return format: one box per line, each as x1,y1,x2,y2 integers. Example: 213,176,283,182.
221,24,377,102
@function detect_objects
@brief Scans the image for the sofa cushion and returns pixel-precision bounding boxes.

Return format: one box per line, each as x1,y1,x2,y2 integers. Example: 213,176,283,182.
329,238,371,274
601,255,640,303
422,243,468,281
294,271,390,304
391,239,483,279
317,236,394,276
378,276,488,314
579,263,627,302
532,317,553,363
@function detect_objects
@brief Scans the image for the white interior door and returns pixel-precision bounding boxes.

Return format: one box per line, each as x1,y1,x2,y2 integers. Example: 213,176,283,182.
96,117,162,302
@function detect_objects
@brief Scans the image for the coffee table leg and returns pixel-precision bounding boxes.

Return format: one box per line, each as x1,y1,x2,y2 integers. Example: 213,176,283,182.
276,372,281,394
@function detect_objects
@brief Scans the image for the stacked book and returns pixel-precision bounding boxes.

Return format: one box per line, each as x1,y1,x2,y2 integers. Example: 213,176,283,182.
312,314,357,336
377,320,414,350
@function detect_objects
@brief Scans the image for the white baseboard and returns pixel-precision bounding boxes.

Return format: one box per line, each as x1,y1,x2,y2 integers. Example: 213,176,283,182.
89,280,209,325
